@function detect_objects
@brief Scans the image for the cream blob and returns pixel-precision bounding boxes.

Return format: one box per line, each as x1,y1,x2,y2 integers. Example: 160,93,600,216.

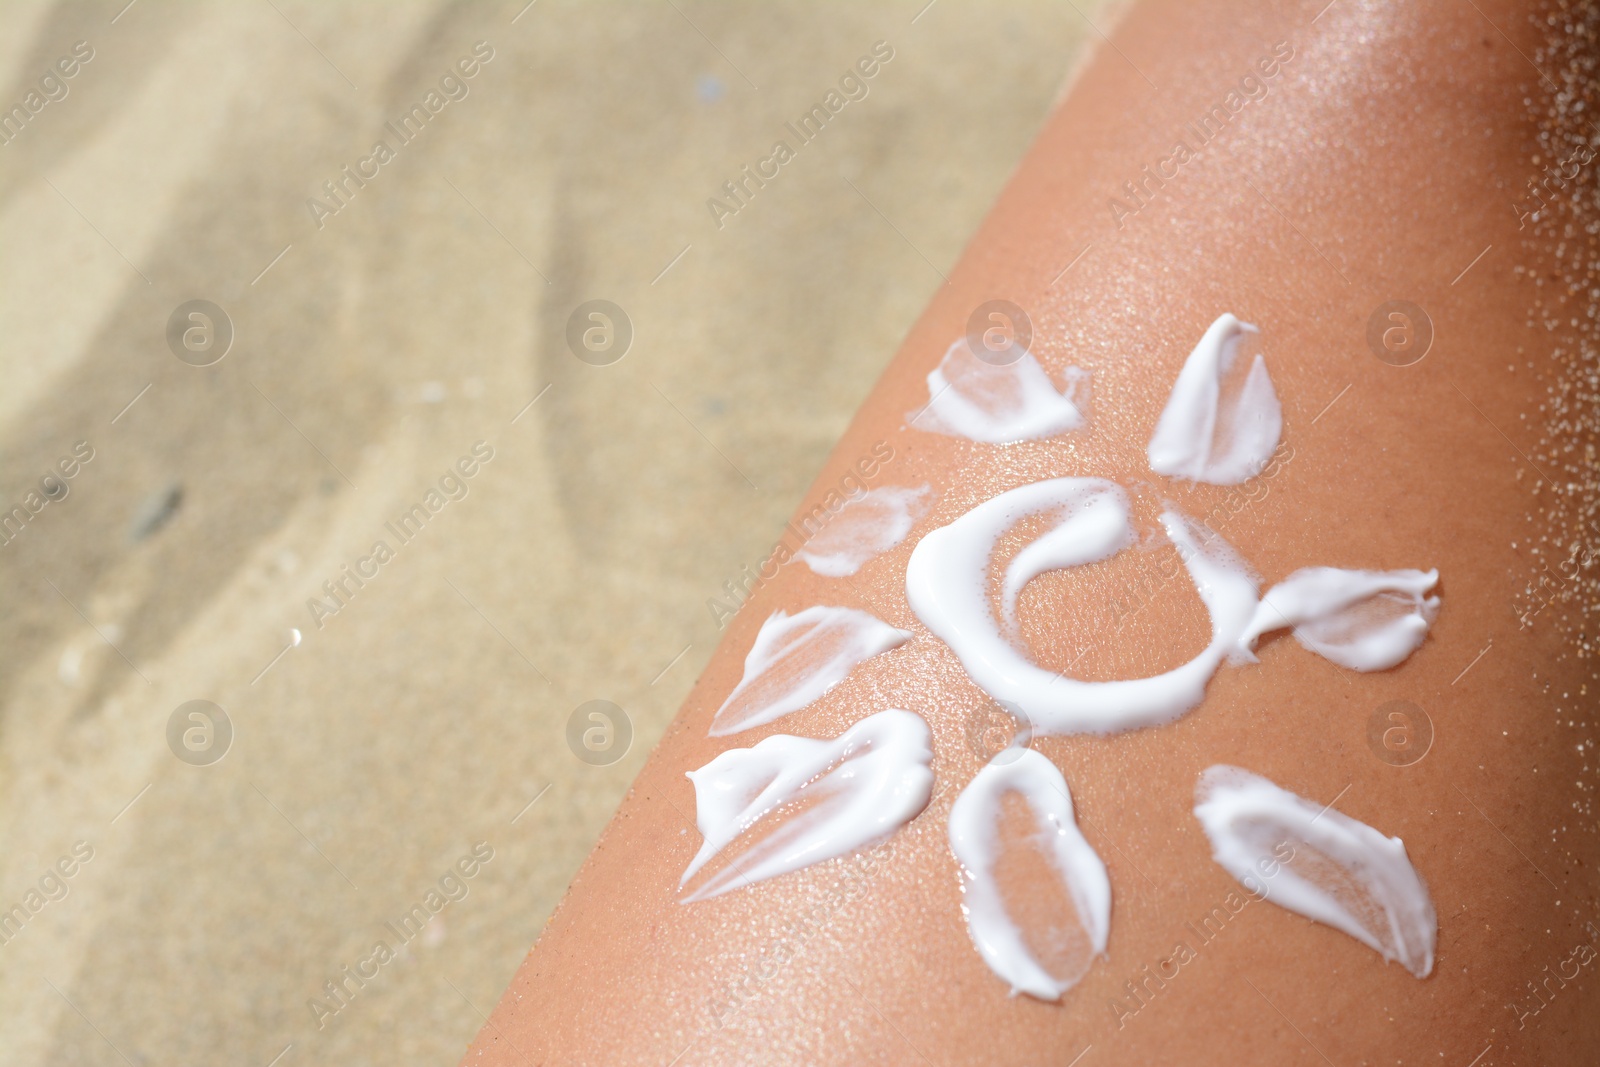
681,708,934,903
909,339,1088,444
948,747,1110,1000
1239,567,1440,671
999,486,1133,635
797,485,933,578
709,606,911,736
1193,765,1437,978
905,478,1259,735
1148,313,1282,484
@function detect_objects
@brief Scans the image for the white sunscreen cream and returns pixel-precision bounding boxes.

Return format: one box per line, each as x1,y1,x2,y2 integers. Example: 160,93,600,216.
798,485,933,578
909,339,1088,444
709,606,911,736
1148,313,1282,484
1239,567,1441,671
1194,765,1436,977
681,708,934,902
905,478,1259,735
948,747,1110,1000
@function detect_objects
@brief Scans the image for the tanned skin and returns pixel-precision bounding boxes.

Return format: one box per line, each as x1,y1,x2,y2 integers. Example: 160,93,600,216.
462,1,1598,1063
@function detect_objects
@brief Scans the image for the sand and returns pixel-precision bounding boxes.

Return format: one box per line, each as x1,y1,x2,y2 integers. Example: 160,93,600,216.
0,1,1100,1062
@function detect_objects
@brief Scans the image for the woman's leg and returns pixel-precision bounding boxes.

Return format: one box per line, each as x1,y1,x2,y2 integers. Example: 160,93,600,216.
464,1,1597,1063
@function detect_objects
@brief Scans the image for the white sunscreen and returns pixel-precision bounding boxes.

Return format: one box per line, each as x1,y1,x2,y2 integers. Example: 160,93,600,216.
948,748,1111,1000
681,708,934,902
1148,314,1282,484
905,478,1260,735
909,339,1088,444
798,485,933,578
1239,567,1440,671
1194,765,1436,978
709,606,911,736
1000,486,1133,635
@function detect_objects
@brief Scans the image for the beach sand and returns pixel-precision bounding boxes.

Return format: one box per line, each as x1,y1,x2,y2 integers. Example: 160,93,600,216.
0,1,1099,1062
